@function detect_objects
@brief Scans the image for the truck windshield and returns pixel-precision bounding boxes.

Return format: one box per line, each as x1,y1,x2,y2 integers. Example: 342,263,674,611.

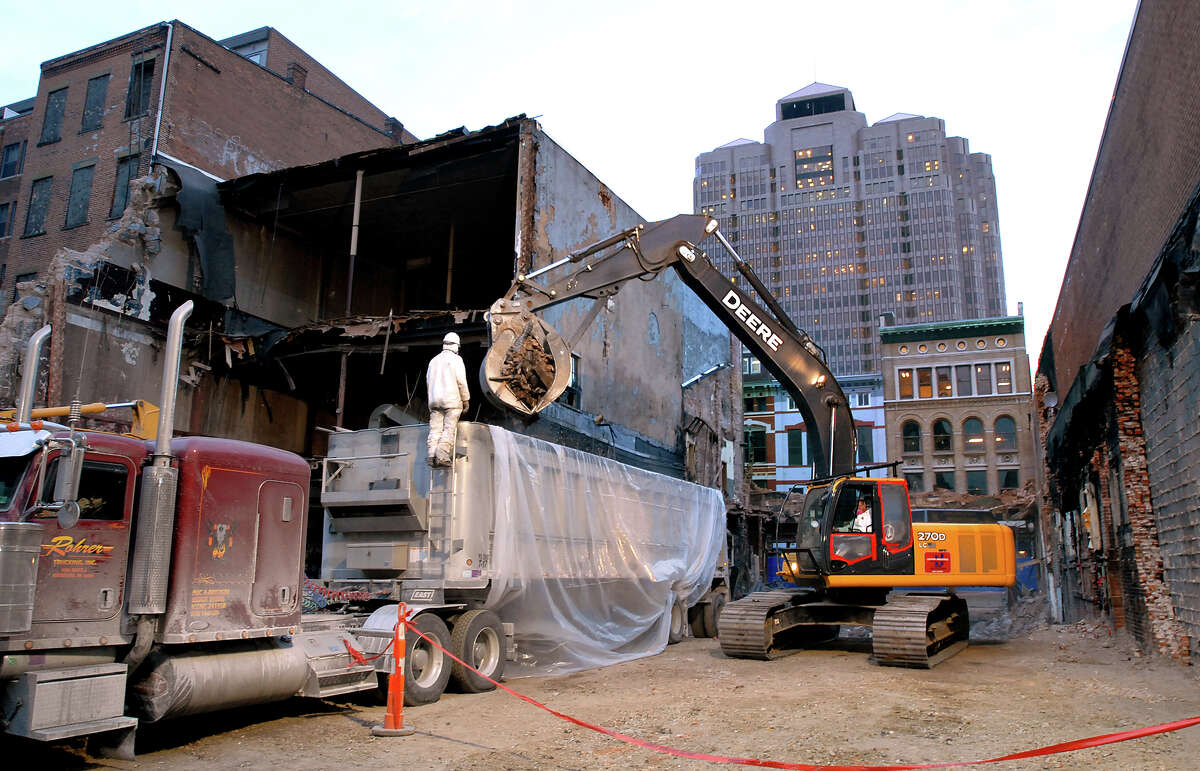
797,487,828,549
0,456,30,511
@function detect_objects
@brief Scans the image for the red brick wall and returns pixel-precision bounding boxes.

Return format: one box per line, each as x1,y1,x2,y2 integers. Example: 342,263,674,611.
0,112,32,299
1046,0,1200,395
1110,333,1188,660
0,25,168,307
0,21,404,302
160,25,394,179
261,29,411,140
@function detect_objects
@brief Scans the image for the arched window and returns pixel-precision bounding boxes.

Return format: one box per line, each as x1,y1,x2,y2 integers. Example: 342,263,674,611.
902,420,921,453
994,415,1017,451
963,417,984,448
933,419,953,452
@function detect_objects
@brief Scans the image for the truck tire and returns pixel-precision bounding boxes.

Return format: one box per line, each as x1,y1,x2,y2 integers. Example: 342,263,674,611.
450,609,505,693
399,613,452,706
704,590,727,638
689,602,708,638
668,598,687,644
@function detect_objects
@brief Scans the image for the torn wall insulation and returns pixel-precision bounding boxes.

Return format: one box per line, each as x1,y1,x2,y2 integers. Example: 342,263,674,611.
484,425,724,676
165,157,236,303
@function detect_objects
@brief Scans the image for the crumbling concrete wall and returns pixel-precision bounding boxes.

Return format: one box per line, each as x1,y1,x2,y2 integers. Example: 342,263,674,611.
524,126,690,452
682,333,744,503
0,280,49,409
0,173,188,428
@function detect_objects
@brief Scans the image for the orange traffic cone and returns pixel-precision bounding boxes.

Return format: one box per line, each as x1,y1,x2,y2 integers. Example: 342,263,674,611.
372,602,415,737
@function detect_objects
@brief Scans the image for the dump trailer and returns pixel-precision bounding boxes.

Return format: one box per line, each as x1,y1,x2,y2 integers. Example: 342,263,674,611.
318,419,727,704
0,305,380,759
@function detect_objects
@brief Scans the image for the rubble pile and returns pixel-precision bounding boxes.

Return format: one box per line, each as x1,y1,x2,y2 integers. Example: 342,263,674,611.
910,481,1037,517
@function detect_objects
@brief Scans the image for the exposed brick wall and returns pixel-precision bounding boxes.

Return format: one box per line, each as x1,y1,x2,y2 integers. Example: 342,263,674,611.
0,21,403,304
160,25,394,179
0,26,169,306
1111,332,1189,660
1037,0,1200,664
0,112,31,309
1090,443,1131,630
1138,313,1200,662
260,29,414,142
1120,544,1151,647
1046,0,1200,395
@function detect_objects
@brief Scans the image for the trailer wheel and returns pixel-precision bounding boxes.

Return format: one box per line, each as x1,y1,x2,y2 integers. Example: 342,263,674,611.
704,590,727,638
450,609,505,693
392,612,451,706
668,598,687,644
689,602,708,638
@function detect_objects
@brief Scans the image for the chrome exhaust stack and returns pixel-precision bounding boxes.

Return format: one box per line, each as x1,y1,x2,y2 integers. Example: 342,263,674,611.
3,326,52,633
14,325,51,423
153,301,193,462
127,301,192,615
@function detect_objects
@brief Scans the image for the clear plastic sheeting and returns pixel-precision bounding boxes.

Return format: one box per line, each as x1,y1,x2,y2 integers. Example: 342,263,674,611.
485,426,725,677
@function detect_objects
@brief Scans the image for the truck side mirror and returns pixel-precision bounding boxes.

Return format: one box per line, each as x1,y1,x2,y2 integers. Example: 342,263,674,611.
53,442,86,504
57,500,81,529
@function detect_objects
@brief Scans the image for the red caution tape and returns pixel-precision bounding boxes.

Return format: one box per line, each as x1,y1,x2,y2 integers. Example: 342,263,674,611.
400,618,1200,769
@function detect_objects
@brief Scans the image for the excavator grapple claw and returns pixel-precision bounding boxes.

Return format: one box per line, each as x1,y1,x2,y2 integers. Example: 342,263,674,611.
480,299,573,416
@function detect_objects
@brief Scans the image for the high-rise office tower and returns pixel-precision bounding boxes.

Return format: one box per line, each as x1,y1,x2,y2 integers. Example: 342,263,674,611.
694,83,1006,376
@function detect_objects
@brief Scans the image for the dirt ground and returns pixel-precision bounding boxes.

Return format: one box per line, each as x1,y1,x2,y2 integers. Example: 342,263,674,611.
9,603,1200,770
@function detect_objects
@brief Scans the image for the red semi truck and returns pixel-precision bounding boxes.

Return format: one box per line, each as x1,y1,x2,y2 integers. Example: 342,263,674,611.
0,303,379,758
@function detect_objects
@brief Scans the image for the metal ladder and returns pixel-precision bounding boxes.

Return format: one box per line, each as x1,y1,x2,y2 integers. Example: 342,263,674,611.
426,424,463,559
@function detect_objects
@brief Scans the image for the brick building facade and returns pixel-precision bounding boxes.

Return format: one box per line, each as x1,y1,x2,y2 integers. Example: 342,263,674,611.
1037,0,1199,663
0,20,414,310
0,100,33,290
881,315,1036,498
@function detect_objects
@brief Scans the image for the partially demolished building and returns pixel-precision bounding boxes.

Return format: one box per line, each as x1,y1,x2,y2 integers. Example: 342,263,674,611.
1037,0,1199,663
0,20,415,314
2,116,743,503
1,23,746,595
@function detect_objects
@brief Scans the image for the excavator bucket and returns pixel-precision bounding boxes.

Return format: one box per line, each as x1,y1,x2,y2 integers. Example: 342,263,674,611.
480,299,573,416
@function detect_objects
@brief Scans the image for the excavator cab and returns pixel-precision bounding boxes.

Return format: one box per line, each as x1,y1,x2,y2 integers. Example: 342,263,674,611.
786,477,915,581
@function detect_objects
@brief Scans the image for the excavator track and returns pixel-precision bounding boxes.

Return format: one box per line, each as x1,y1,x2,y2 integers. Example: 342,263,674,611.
871,593,970,669
717,589,814,660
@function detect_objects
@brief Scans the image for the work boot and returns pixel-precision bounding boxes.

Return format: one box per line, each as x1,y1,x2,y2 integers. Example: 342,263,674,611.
426,456,438,467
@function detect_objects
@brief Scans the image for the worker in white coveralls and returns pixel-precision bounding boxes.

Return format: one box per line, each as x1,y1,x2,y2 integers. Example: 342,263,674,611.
426,331,470,466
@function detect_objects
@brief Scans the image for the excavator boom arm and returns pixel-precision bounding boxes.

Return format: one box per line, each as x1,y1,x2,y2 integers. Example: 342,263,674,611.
482,214,856,478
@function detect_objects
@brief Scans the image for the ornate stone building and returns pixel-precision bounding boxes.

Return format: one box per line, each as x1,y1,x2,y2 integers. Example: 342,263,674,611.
880,315,1036,497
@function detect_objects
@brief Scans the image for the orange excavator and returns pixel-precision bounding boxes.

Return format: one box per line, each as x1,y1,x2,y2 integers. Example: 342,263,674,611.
480,213,1015,668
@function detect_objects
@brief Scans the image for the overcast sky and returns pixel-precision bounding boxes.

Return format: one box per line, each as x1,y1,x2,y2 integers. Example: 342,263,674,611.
2,0,1138,367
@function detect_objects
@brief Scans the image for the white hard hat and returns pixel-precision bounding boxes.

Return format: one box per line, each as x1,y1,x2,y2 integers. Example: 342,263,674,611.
443,332,460,346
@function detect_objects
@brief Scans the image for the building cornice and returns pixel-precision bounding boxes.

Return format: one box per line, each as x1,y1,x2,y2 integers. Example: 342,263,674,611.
880,316,1025,343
